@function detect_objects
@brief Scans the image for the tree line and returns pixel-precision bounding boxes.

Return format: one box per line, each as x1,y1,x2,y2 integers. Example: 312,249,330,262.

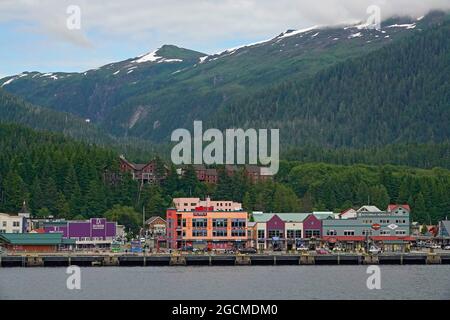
1,124,449,234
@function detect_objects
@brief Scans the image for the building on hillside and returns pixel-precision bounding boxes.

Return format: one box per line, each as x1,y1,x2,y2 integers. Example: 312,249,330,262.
322,204,413,252
118,155,168,184
0,233,73,253
166,205,248,250
173,197,242,212
180,164,273,184
43,218,117,249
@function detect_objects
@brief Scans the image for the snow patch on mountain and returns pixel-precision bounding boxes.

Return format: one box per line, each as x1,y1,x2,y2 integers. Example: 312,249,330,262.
348,32,362,39
133,49,184,64
1,73,27,87
278,26,318,39
386,23,416,29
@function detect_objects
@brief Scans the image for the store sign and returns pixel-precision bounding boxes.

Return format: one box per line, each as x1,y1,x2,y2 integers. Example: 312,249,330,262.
193,212,207,216
387,224,398,230
371,223,381,230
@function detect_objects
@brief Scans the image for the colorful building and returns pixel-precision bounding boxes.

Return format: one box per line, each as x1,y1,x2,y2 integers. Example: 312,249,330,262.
322,204,413,252
43,218,117,249
252,212,333,250
173,197,242,212
166,200,248,250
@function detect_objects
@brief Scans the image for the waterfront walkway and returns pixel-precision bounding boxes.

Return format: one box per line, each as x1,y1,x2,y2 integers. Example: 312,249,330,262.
1,252,450,267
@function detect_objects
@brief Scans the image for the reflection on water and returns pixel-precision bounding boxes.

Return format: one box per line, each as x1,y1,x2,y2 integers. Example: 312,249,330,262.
0,265,449,300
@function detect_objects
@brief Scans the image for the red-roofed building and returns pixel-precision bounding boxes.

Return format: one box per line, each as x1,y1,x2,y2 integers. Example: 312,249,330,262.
387,204,411,213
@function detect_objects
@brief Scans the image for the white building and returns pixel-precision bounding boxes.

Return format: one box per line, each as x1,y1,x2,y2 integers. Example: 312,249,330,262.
0,213,25,233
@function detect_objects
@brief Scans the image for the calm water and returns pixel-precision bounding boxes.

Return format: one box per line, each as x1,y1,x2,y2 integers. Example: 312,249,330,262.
1,266,449,300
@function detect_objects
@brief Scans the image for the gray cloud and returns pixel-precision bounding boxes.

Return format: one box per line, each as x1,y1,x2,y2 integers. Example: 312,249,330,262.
1,0,449,48
0,0,449,72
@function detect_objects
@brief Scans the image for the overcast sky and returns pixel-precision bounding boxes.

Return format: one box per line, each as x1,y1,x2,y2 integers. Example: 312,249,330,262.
1,0,449,77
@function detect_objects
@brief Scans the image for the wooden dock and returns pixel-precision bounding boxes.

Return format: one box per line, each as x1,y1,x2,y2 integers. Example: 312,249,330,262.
1,253,450,267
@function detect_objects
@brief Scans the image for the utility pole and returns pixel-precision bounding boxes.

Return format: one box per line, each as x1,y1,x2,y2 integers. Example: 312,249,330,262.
142,205,146,237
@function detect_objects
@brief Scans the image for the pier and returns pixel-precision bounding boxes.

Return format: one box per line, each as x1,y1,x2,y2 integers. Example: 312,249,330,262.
1,252,450,267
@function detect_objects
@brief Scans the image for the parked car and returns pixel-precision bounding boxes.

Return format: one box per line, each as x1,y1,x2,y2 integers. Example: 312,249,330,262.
430,244,441,249
316,248,330,255
444,245,450,250
239,247,257,254
369,246,382,254
296,245,308,252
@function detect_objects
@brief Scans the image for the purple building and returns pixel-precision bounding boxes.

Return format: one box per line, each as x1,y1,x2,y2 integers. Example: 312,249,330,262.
44,218,117,248
302,214,322,238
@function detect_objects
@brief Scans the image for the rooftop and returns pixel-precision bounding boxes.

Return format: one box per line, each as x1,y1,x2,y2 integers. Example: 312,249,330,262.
0,233,63,245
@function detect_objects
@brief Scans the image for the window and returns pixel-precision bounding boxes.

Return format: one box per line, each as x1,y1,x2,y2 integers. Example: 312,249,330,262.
231,219,246,228
305,230,320,238
213,229,227,237
327,230,337,236
395,230,406,235
192,218,208,228
268,230,283,238
362,230,372,236
231,229,245,237
258,230,265,239
380,230,390,235
182,219,186,227
212,219,227,228
343,230,355,236
192,229,207,237
2,221,6,227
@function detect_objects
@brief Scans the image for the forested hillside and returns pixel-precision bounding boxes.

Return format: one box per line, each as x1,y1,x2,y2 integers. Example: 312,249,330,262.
0,124,449,227
2,12,448,147
211,15,450,147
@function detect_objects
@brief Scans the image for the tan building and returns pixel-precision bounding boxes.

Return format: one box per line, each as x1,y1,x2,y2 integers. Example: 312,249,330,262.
173,197,242,212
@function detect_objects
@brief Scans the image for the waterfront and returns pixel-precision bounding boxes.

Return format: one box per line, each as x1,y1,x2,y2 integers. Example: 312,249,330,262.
1,265,449,300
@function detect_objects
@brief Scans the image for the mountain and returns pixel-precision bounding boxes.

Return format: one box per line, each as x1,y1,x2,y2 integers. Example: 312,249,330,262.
1,11,449,147
0,88,114,143
0,45,205,121
209,12,450,147
0,88,169,161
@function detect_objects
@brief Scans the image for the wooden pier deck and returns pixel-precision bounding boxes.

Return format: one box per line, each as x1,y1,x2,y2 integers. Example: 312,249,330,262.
1,252,450,267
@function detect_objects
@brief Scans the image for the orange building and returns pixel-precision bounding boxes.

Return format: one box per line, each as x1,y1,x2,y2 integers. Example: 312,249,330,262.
166,205,248,250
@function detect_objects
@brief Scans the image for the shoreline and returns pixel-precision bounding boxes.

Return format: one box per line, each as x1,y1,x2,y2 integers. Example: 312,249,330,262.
1,252,450,267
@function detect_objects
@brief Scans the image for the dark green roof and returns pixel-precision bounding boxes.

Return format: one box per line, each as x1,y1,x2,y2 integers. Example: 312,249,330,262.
0,233,62,245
